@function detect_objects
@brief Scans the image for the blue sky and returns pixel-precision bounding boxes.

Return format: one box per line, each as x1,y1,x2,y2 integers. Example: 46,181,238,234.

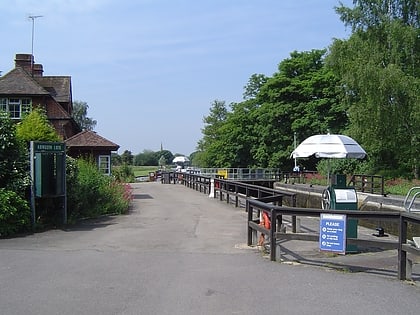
0,0,352,156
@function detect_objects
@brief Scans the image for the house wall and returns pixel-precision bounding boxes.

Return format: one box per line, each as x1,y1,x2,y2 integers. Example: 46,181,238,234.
29,96,78,140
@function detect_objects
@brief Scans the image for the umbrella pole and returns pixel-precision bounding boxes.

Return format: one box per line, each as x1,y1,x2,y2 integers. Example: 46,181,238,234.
294,132,297,168
327,159,331,186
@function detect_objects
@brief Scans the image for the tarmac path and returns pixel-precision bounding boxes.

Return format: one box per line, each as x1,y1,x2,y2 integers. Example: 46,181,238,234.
0,182,419,315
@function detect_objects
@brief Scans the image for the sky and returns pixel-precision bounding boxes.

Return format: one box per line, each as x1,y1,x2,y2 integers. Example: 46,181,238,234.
0,0,352,156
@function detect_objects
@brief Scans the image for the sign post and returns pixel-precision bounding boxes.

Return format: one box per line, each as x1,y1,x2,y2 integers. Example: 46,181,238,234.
30,141,67,226
319,213,347,253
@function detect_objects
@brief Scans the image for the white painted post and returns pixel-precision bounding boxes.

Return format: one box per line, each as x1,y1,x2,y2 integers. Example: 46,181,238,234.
209,179,215,198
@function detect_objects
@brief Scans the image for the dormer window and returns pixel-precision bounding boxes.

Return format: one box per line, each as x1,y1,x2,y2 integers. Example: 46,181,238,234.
0,98,32,119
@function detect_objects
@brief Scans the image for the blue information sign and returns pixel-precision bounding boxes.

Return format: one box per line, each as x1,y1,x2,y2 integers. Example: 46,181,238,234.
319,213,347,253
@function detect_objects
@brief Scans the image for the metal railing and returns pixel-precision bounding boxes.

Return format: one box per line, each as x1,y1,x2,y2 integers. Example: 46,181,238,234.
246,199,420,281
404,187,420,213
180,173,420,281
348,174,385,195
199,168,283,180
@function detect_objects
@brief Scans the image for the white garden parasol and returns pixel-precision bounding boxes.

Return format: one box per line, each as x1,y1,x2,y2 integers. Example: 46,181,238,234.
291,134,366,159
172,156,190,163
291,133,367,183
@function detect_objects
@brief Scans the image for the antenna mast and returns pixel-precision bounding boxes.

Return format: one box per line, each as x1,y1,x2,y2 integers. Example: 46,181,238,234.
28,14,43,74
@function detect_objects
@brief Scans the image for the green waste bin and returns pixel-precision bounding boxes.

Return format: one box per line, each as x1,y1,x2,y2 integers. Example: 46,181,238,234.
322,174,358,253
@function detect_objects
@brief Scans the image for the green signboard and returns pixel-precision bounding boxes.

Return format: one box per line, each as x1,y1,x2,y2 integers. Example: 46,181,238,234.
30,141,67,225
31,142,66,197
34,142,65,153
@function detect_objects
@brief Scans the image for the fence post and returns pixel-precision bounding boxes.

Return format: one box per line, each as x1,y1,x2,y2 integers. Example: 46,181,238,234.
381,176,385,196
398,215,408,280
270,208,276,261
247,200,254,246
291,194,297,233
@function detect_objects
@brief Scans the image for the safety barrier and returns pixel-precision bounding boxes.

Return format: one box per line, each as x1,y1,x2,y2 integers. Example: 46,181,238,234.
179,173,420,281
348,174,385,195
247,198,420,281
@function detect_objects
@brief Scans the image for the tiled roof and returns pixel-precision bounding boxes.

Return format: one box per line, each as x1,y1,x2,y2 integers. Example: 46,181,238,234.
0,67,49,95
35,76,72,103
65,130,120,150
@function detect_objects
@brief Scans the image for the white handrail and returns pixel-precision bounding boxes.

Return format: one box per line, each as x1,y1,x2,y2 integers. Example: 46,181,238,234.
403,186,420,212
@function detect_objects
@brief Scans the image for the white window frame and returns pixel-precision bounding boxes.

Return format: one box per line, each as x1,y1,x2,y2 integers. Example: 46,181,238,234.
0,98,32,119
0,98,7,112
98,155,111,175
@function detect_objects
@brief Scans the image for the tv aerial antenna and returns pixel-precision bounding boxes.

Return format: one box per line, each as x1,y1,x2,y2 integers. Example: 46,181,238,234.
28,14,43,73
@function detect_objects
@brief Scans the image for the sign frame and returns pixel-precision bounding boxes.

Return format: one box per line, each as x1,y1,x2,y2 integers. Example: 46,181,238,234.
319,213,347,253
30,141,67,226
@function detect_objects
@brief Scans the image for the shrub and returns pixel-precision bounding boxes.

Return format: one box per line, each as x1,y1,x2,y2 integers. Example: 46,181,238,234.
103,181,133,215
0,188,31,237
0,111,29,192
113,163,135,182
66,158,132,222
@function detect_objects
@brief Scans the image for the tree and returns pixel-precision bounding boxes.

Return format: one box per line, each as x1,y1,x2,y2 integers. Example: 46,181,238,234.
329,0,420,177
134,150,158,166
252,50,344,169
121,150,134,165
196,51,344,170
156,150,174,167
72,100,97,131
213,99,260,167
195,100,228,167
111,153,122,166
16,108,61,142
243,73,268,100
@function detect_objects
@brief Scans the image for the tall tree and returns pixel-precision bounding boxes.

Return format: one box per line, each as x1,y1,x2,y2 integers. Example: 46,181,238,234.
329,0,420,177
121,150,134,165
72,101,97,131
218,99,260,167
195,100,228,167
253,50,345,169
243,74,268,100
134,150,158,166
16,108,61,142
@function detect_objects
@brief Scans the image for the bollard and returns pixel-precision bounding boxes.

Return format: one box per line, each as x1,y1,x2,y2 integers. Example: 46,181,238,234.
276,243,283,261
252,229,257,245
209,179,215,198
406,258,413,281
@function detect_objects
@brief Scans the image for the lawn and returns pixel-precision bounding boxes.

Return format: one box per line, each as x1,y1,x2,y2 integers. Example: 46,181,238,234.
131,165,161,177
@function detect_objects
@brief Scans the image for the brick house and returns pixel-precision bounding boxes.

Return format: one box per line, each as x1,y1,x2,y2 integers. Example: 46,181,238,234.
65,130,119,175
0,54,119,174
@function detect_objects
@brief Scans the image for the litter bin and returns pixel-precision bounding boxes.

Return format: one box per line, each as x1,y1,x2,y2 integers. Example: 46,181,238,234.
322,174,358,252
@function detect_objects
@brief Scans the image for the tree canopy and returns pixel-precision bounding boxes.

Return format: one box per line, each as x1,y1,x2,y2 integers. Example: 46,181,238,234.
195,0,420,178
72,100,97,131
196,50,344,170
16,108,61,142
329,0,420,177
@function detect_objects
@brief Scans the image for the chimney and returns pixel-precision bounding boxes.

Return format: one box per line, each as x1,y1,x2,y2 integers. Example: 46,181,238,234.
32,63,43,77
15,54,33,73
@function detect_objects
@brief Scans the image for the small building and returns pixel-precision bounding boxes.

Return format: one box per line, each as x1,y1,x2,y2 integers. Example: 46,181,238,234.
0,53,119,172
65,130,119,175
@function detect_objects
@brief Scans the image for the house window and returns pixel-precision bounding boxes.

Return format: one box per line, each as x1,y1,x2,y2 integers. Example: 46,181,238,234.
98,155,111,175
8,99,20,118
0,98,32,118
21,98,32,115
0,98,6,112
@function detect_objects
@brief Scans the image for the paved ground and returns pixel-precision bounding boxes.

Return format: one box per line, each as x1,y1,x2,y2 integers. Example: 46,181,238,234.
0,182,419,315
